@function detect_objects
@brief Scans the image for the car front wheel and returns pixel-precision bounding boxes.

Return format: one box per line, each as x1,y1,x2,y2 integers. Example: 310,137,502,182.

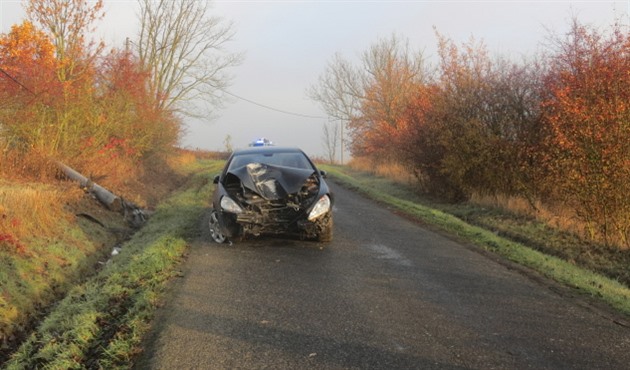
209,210,227,243
317,213,333,242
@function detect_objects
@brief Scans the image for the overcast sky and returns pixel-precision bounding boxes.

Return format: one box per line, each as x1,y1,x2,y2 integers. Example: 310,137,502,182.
1,0,629,159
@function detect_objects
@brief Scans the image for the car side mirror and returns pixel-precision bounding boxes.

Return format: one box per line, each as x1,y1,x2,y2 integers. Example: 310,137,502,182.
213,175,220,184
320,170,327,178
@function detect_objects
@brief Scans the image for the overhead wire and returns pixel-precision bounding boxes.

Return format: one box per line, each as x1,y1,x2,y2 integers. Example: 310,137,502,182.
1,67,328,120
0,67,37,96
219,88,328,120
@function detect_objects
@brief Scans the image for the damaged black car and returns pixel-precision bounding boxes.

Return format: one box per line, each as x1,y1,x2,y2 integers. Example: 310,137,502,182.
209,146,333,243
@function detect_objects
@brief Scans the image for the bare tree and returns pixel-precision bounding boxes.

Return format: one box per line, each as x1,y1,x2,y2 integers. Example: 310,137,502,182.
309,35,426,156
322,120,340,164
308,53,363,122
359,35,426,128
136,0,242,115
223,134,233,153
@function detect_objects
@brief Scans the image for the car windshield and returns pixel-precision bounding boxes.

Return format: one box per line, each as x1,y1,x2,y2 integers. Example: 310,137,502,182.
227,152,314,172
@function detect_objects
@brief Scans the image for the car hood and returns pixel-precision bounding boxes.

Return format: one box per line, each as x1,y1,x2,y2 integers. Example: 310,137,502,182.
227,163,317,200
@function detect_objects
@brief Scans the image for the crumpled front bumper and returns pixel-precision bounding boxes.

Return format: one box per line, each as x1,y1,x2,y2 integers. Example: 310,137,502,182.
220,208,329,239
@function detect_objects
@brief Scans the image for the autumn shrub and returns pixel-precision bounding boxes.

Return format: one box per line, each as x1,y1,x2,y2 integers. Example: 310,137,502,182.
312,20,630,250
397,21,630,248
539,21,630,247
392,83,460,199
96,49,180,161
410,35,543,201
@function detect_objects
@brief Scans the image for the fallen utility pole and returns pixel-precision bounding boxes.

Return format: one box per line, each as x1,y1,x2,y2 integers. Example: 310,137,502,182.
57,162,147,228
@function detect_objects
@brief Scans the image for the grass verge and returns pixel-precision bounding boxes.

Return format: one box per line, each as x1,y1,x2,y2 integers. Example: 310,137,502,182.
2,160,224,369
321,164,630,317
0,182,127,356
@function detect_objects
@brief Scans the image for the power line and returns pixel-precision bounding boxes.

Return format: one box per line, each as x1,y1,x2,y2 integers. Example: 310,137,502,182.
0,67,328,120
0,67,37,96
220,89,327,119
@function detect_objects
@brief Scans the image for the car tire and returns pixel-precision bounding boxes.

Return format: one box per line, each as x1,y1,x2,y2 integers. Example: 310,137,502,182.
208,209,227,243
317,213,333,242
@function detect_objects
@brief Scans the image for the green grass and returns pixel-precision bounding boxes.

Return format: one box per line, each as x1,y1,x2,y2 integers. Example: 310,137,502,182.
321,164,630,317
2,160,224,369
0,219,111,351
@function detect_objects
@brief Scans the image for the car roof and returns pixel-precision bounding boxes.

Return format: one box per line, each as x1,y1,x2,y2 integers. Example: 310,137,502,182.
231,146,305,156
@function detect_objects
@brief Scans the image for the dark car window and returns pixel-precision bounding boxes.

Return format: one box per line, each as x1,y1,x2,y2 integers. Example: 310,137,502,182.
227,152,313,172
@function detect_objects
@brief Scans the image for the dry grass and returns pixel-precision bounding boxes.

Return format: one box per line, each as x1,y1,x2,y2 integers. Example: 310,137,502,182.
348,157,417,186
0,181,108,353
470,193,568,227
0,148,59,182
0,181,81,243
169,151,198,167
167,149,223,169
470,192,628,249
176,148,230,161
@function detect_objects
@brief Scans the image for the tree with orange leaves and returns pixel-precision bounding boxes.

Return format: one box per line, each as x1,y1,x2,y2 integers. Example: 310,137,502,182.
24,0,104,84
96,48,179,163
0,21,58,102
541,20,630,246
10,0,108,168
0,20,61,159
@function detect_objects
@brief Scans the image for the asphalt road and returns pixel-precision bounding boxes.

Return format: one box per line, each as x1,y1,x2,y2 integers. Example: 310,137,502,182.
136,181,630,369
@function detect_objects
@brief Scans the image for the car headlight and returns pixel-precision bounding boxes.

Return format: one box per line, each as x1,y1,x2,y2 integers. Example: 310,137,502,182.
308,195,331,221
220,196,243,214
